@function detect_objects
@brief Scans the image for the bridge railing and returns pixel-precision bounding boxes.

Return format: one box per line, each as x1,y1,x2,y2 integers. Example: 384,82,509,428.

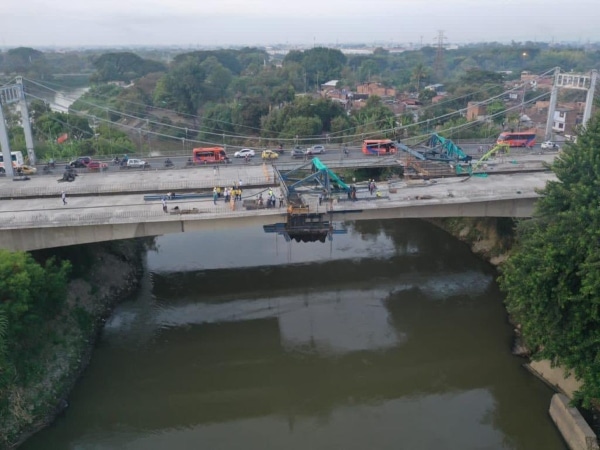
0,174,277,199
0,185,541,230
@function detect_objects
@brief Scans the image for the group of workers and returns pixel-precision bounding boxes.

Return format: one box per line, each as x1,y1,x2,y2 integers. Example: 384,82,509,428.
212,185,243,205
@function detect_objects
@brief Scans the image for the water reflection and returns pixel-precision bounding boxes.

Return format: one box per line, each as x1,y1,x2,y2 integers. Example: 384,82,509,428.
21,220,566,450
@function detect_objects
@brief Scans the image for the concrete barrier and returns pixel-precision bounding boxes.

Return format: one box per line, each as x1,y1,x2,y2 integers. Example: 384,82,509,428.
549,394,599,450
527,360,583,398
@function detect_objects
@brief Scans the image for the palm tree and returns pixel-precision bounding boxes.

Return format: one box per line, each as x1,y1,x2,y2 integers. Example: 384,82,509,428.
411,63,429,92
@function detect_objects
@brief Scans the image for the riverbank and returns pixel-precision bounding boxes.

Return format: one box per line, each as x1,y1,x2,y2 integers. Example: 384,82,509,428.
433,216,599,448
2,239,147,449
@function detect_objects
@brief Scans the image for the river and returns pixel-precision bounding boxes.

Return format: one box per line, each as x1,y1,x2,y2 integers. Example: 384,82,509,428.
21,219,567,450
26,84,89,113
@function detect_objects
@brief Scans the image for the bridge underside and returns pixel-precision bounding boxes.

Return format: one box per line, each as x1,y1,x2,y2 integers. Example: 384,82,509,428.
0,197,536,252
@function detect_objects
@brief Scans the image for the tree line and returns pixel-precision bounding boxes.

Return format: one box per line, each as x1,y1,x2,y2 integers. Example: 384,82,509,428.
3,42,600,160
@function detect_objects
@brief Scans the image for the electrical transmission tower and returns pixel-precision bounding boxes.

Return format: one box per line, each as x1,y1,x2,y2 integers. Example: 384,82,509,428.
433,30,447,82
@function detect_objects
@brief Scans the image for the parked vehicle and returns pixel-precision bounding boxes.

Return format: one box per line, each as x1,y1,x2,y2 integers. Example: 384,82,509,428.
306,145,325,155
261,150,279,160
541,141,560,150
234,148,255,158
127,159,150,169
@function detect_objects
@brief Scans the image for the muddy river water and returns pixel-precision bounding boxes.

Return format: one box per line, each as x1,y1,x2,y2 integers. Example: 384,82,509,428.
22,219,566,449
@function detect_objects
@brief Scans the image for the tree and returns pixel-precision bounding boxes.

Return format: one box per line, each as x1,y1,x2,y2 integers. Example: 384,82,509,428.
279,116,323,140
200,103,235,142
91,52,166,83
498,113,600,407
0,251,70,370
28,99,51,122
1,47,48,78
153,58,207,114
232,97,269,133
351,96,395,135
411,62,430,92
485,100,506,125
0,308,10,390
283,47,346,88
199,57,233,101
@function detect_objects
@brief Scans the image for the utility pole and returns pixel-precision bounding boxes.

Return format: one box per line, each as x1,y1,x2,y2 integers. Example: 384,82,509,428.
0,96,13,177
544,68,560,141
16,77,35,165
433,30,447,82
582,70,598,128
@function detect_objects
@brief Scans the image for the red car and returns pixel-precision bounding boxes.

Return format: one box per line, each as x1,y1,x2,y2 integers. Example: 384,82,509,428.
86,160,108,171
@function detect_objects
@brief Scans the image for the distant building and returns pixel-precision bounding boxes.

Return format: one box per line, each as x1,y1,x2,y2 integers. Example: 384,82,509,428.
321,80,339,92
356,82,396,98
424,83,446,95
466,102,487,121
553,107,578,134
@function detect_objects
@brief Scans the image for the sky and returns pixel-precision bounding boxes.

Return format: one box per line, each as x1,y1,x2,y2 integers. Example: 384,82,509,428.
2,0,598,48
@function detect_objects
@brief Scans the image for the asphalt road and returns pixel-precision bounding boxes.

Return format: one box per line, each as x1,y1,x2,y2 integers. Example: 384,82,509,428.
27,141,556,178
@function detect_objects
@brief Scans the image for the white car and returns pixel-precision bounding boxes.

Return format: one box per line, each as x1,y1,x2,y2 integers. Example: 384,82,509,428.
234,148,255,158
126,158,150,168
540,141,560,150
306,145,325,155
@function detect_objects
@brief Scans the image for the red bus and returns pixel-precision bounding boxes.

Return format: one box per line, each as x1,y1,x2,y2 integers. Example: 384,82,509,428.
496,131,536,148
361,139,398,156
192,147,231,164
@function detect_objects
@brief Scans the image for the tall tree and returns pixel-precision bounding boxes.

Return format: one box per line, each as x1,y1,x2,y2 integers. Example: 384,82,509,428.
499,113,600,407
283,47,346,88
411,62,430,91
91,52,166,83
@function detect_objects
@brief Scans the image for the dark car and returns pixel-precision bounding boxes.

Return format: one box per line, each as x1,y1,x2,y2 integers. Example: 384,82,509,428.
290,147,305,159
69,156,92,168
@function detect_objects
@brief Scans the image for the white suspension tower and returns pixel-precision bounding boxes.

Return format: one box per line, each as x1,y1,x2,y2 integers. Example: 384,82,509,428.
0,77,36,177
545,67,598,141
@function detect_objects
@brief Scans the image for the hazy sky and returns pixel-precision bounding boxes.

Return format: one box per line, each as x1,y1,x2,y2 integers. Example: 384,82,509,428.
2,0,598,48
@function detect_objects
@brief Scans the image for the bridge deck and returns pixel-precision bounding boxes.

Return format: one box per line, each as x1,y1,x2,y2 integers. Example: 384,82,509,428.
0,154,557,251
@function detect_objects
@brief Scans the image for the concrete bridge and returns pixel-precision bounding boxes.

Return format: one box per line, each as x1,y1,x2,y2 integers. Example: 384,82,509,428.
0,156,556,252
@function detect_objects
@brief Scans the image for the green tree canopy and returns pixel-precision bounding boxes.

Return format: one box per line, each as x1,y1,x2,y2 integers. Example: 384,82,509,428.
499,113,600,407
0,47,48,77
153,58,207,114
351,95,396,135
33,111,94,141
283,47,346,88
0,251,70,383
91,52,166,83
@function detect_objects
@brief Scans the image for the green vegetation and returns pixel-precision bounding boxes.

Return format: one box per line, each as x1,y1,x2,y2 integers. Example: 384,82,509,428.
498,113,600,408
90,52,166,84
0,241,147,448
3,42,600,158
0,250,71,445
